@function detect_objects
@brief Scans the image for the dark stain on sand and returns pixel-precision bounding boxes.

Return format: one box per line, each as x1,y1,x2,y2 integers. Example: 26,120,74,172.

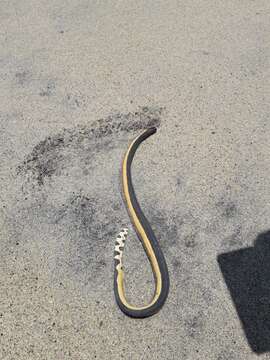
17,107,163,185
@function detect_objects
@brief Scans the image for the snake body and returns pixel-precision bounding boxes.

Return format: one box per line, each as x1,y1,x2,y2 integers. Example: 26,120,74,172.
114,127,170,318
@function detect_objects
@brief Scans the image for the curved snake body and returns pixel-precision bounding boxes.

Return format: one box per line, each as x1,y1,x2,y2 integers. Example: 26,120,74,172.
114,127,170,318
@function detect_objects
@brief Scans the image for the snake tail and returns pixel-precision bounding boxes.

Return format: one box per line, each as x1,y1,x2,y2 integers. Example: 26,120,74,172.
114,127,170,318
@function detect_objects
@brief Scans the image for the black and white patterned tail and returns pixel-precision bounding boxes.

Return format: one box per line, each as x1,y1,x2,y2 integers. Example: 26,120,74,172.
114,228,128,271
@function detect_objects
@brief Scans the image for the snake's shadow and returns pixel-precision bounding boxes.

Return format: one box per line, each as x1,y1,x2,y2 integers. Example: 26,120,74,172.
218,230,270,354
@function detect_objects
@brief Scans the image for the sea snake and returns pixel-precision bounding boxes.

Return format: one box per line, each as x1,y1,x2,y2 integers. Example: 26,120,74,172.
114,127,170,318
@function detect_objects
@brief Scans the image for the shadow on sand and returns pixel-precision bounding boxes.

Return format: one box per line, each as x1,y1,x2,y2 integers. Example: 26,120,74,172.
218,230,270,354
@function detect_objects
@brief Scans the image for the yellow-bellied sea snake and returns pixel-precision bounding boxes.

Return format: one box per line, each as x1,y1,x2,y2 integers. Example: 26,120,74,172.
114,127,170,318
